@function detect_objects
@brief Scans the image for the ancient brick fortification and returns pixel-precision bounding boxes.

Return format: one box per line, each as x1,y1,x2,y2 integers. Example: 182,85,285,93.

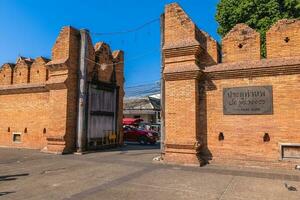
0,26,124,154
162,3,300,169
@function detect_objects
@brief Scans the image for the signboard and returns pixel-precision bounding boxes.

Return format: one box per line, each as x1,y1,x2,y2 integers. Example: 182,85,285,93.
223,86,273,115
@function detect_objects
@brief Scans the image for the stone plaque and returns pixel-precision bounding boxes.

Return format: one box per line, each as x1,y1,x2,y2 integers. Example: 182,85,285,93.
223,86,273,115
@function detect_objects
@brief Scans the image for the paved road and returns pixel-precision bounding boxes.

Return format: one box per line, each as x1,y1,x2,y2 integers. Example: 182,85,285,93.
1,143,300,200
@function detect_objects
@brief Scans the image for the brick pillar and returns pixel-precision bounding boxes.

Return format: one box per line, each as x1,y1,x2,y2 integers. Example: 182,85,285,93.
112,50,125,145
162,3,204,165
44,26,81,154
163,76,202,164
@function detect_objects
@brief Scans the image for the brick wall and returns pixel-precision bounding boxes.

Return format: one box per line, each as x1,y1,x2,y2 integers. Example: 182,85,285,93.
51,27,71,60
267,19,300,59
203,74,300,168
0,26,124,154
222,24,261,63
195,28,220,66
163,3,219,67
164,3,197,49
162,3,300,169
30,57,49,83
163,79,201,164
112,50,125,144
0,64,14,85
13,59,32,84
163,3,205,164
0,91,49,149
94,42,114,82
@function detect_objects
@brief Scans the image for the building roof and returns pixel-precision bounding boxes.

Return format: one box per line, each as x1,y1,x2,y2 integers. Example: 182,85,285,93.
16,56,34,65
37,56,51,63
148,97,160,110
124,96,161,111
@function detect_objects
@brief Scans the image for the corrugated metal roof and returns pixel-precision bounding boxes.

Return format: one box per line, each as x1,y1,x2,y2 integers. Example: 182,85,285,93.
124,96,160,111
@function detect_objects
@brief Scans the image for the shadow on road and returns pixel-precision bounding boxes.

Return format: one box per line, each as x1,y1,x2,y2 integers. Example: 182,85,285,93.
86,142,161,154
0,191,16,197
0,173,28,197
123,142,161,150
0,173,29,182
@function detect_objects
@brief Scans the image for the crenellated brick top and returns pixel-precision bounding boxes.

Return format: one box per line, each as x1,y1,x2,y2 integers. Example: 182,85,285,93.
163,3,300,77
267,19,300,59
0,56,50,86
94,42,120,82
0,26,124,90
222,23,261,63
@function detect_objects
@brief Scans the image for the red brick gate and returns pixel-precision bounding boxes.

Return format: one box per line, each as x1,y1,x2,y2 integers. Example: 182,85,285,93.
161,3,300,169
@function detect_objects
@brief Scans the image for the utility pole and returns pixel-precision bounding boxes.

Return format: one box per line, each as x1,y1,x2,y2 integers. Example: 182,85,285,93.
160,14,165,156
76,29,89,153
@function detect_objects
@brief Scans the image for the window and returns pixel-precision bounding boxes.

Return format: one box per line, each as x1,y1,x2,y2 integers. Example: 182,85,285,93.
13,133,21,143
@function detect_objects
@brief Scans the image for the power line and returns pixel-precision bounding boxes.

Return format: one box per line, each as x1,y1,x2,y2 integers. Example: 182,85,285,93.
93,47,159,61
125,83,161,97
85,48,159,68
91,18,159,36
125,81,160,89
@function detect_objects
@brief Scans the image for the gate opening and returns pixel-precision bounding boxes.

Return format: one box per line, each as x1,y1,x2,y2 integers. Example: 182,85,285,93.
87,81,119,150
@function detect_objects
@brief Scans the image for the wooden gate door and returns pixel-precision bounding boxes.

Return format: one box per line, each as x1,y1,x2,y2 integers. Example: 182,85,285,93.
87,82,119,149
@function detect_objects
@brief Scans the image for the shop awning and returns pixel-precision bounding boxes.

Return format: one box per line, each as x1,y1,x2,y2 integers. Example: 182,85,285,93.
122,118,143,125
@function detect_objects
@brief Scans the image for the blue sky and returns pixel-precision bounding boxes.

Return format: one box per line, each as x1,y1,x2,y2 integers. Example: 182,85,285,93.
0,0,220,87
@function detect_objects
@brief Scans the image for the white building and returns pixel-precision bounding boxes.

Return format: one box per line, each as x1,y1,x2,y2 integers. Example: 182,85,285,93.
123,95,161,124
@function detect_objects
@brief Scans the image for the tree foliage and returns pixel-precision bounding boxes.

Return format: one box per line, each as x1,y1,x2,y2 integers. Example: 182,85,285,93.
215,0,300,57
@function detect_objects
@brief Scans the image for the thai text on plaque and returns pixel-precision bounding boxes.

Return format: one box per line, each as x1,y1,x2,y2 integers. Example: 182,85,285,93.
223,86,273,115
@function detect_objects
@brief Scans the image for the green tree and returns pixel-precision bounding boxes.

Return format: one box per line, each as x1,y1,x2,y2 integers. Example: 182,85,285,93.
215,0,300,57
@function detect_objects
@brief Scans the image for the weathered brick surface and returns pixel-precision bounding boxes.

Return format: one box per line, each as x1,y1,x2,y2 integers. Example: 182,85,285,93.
267,19,300,59
163,79,200,163
163,3,300,169
51,27,71,61
94,42,114,82
196,29,220,66
45,26,80,153
203,74,300,168
113,50,125,144
164,3,197,49
163,3,219,70
0,91,49,149
13,58,32,84
165,79,199,144
0,63,14,85
0,26,124,154
30,57,49,83
222,24,261,63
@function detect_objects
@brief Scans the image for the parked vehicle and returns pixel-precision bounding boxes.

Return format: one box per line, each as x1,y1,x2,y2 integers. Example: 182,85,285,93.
123,125,159,145
139,122,161,136
123,118,143,125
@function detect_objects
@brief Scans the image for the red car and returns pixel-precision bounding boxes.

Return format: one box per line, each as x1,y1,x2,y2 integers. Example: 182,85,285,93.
123,126,159,145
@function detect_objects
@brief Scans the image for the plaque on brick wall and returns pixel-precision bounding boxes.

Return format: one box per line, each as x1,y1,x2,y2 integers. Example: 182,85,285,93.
223,86,273,115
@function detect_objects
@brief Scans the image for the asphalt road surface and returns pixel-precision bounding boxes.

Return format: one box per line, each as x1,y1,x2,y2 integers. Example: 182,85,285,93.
1,143,300,200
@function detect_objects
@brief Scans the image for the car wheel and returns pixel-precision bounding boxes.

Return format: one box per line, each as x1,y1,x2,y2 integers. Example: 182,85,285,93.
138,136,148,145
